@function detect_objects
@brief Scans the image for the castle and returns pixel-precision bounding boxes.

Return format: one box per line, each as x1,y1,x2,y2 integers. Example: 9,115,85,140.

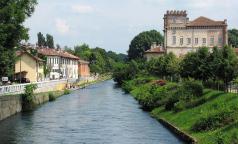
164,10,228,56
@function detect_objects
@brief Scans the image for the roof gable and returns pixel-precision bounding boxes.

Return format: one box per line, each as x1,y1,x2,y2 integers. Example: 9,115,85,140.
187,16,226,26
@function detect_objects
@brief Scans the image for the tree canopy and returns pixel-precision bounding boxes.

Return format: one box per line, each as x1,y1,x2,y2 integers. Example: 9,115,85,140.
128,30,164,60
0,0,37,78
228,29,238,48
37,32,54,48
64,44,127,74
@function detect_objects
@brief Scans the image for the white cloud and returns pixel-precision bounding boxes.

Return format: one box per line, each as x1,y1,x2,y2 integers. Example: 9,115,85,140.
71,4,94,14
55,18,70,34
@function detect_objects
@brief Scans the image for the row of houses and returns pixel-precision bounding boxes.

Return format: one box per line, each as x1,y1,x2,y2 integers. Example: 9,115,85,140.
145,10,231,60
14,46,90,83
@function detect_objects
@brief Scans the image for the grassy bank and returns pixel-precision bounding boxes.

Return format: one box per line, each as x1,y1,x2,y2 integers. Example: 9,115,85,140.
122,77,238,144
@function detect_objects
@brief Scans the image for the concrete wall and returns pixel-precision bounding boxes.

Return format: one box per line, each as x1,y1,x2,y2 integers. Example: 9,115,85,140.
0,95,22,121
0,91,64,121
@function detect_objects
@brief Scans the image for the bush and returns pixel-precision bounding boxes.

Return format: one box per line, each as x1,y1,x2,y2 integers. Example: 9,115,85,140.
49,92,56,101
22,84,38,103
174,101,186,112
165,96,179,110
192,109,237,132
182,79,203,98
21,84,38,111
64,89,71,95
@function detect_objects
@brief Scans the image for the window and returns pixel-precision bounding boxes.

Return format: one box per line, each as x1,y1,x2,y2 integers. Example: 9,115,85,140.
195,38,198,45
180,37,183,45
218,37,223,45
172,29,176,34
172,36,176,45
210,36,214,46
203,38,206,45
187,38,191,45
173,18,176,23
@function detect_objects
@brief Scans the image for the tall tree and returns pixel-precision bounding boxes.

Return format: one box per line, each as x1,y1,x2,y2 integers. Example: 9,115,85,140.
0,0,37,78
228,29,238,48
46,34,54,48
128,30,164,60
37,32,46,47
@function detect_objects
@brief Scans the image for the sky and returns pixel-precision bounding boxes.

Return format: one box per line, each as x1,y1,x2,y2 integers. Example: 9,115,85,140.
25,0,238,54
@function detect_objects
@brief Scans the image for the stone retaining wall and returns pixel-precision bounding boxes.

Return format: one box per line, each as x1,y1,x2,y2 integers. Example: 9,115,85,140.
0,91,64,121
159,118,197,144
0,95,22,121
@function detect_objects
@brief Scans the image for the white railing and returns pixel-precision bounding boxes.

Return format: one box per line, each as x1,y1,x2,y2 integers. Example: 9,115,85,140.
0,79,76,96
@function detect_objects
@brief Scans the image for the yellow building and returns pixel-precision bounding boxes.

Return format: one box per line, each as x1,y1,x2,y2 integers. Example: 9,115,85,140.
15,51,44,83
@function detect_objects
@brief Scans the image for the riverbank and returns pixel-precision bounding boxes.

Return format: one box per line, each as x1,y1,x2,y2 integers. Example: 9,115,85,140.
120,77,238,144
0,75,111,122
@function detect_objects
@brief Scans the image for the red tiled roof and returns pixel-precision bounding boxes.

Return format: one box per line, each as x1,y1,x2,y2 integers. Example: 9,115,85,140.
187,16,226,27
16,50,44,62
37,48,80,60
79,59,89,64
145,47,165,53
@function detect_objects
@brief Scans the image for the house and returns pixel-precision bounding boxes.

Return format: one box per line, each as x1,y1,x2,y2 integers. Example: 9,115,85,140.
78,60,90,79
15,50,44,82
37,48,79,80
164,10,228,57
144,42,165,61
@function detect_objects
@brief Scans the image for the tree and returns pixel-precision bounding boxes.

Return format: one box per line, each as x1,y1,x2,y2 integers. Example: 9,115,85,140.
228,29,238,48
46,34,54,48
180,47,212,81
0,0,37,78
215,46,238,89
37,32,46,47
128,30,164,60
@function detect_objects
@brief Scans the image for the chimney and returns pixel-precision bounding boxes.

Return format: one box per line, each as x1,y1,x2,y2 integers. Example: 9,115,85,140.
151,42,157,49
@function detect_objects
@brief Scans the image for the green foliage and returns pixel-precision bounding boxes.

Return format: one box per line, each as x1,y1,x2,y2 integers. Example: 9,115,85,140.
22,84,38,103
113,60,140,85
0,0,37,78
148,52,179,80
64,89,71,95
46,34,54,48
180,47,212,81
192,108,237,132
37,32,46,47
48,92,56,101
65,44,127,74
128,30,164,60
228,29,238,47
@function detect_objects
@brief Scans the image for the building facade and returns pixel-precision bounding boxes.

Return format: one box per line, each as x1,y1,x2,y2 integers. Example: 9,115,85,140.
15,51,44,82
37,48,79,80
78,60,90,79
144,42,165,61
164,10,228,57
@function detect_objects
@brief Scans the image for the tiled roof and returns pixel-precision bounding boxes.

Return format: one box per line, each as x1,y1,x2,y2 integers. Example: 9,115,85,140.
79,59,89,64
187,16,226,27
37,48,80,60
16,50,44,62
145,47,165,54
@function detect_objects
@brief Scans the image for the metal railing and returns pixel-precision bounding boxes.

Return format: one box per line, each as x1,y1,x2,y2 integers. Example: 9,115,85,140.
0,79,76,96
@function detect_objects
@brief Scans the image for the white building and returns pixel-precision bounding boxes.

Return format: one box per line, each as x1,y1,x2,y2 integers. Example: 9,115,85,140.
164,10,228,57
38,48,79,80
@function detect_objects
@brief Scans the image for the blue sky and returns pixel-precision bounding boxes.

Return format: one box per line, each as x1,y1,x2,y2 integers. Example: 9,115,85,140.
25,0,238,54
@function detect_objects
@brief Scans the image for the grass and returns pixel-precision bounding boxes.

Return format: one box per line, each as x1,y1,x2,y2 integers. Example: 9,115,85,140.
151,89,238,144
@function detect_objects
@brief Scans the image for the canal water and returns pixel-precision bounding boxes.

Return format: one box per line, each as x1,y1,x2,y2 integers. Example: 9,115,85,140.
0,80,183,144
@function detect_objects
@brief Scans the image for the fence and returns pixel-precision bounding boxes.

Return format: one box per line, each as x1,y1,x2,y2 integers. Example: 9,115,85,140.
0,79,76,96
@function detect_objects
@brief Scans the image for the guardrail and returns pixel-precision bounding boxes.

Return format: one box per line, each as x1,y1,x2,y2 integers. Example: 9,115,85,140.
0,79,76,96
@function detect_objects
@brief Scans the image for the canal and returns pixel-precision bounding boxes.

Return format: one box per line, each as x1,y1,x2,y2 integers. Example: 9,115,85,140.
0,80,183,144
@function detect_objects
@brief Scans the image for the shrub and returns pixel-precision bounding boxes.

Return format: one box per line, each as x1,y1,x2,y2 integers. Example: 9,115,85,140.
192,109,237,132
174,101,186,112
153,80,167,86
182,79,203,98
22,84,38,103
49,92,56,101
64,89,71,95
165,96,179,110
